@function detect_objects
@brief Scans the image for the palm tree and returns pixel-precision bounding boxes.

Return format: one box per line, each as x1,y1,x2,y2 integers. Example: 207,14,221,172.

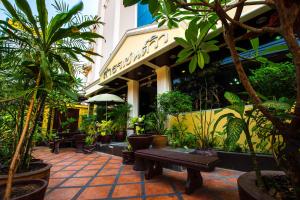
0,0,103,199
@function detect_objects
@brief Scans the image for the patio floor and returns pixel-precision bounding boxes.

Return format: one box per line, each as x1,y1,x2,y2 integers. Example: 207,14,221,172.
33,147,244,200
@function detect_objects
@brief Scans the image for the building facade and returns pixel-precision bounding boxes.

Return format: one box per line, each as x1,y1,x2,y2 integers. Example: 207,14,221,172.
84,0,283,118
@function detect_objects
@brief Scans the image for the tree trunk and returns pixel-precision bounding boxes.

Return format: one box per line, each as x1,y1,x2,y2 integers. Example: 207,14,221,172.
274,1,300,197
3,72,41,200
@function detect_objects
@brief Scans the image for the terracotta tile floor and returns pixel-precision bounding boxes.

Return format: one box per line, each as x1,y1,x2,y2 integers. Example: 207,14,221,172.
33,147,244,200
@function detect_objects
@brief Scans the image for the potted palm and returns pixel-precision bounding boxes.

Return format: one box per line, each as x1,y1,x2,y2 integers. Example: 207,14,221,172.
109,104,131,142
0,0,102,198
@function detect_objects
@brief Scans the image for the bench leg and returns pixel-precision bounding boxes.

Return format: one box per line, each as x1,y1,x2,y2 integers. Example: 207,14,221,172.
185,168,203,194
145,161,163,180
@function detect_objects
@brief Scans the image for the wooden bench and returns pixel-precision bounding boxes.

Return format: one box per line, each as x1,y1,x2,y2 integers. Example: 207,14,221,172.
135,149,219,194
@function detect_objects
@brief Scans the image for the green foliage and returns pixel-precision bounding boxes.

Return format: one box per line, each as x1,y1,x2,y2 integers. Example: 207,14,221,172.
85,136,94,146
61,117,76,130
249,61,296,99
129,116,145,135
96,120,113,136
145,109,167,135
80,114,97,133
108,103,131,131
158,91,192,117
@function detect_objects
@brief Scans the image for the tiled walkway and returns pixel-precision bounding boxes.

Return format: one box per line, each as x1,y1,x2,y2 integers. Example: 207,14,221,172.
33,147,243,200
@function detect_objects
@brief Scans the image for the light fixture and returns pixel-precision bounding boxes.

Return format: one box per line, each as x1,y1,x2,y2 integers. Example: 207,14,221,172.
181,70,186,73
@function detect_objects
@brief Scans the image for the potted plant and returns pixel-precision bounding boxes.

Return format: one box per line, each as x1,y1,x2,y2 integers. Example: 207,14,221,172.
145,110,168,148
77,115,97,153
127,116,153,170
109,103,131,142
127,116,153,151
97,120,113,144
0,179,48,200
157,91,193,148
83,136,96,154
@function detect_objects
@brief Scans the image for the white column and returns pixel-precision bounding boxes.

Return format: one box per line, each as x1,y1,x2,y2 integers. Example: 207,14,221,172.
155,66,172,95
127,80,139,117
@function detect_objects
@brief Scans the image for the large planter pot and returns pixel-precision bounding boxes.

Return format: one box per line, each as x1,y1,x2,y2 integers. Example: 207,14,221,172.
0,163,52,185
101,135,112,144
73,134,85,153
127,134,153,151
152,135,168,148
0,179,47,200
115,131,126,142
238,171,285,200
127,134,153,171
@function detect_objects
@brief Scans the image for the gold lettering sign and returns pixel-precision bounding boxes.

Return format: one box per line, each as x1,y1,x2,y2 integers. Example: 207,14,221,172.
102,33,168,81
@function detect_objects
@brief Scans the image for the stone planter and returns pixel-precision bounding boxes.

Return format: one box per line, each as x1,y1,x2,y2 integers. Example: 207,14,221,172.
152,135,168,148
0,163,52,185
238,170,285,200
127,134,153,152
127,134,153,171
0,179,47,200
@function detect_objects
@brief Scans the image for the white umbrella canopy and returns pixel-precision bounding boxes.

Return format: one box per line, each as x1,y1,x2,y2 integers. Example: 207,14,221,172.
86,93,125,120
86,93,124,103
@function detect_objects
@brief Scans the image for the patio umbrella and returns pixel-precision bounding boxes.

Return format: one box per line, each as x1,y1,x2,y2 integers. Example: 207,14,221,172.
86,93,125,120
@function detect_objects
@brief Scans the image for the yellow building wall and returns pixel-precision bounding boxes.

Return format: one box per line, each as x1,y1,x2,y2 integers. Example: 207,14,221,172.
41,104,89,134
167,105,271,152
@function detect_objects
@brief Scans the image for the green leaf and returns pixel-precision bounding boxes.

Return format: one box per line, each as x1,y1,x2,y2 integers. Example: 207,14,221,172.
40,51,53,90
158,19,166,27
212,113,235,134
123,0,141,7
197,51,204,69
202,51,210,64
224,91,242,104
148,0,159,15
176,48,193,63
226,102,245,117
174,37,190,48
15,0,40,37
250,37,259,50
226,118,245,148
36,0,48,40
47,1,83,42
261,100,291,111
185,18,198,44
52,53,72,75
189,55,197,73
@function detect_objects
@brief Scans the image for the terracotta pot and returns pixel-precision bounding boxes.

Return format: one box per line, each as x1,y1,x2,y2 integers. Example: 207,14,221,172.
0,163,52,185
127,134,153,152
115,131,126,142
238,170,285,200
101,135,112,144
0,179,47,200
152,135,168,148
122,150,134,165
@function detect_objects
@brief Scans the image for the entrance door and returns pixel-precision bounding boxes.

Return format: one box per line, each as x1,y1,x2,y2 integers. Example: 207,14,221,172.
139,81,157,116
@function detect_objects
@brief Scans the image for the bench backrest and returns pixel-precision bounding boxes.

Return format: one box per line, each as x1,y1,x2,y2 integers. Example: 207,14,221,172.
135,149,219,171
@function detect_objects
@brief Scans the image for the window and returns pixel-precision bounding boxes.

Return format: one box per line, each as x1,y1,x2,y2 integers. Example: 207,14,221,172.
137,3,155,27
